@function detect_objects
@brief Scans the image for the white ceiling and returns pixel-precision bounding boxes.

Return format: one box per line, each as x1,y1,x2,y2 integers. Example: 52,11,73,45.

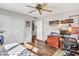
0,3,79,17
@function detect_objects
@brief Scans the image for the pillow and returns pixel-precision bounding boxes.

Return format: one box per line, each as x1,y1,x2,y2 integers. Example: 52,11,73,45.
4,43,19,51
24,43,33,50
32,47,39,53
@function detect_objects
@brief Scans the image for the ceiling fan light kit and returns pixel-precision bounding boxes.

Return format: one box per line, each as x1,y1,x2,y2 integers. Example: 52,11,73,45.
26,3,52,15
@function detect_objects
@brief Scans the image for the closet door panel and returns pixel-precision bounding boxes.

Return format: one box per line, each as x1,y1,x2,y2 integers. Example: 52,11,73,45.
11,17,24,43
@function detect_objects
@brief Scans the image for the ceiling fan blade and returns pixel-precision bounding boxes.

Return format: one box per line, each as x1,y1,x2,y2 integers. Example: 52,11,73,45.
29,10,37,13
38,9,42,15
26,5,36,9
41,3,48,8
42,9,52,12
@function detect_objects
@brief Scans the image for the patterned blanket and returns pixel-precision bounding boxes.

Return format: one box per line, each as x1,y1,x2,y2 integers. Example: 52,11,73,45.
0,43,37,56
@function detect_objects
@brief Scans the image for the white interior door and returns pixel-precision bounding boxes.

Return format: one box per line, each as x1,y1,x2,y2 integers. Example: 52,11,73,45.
37,20,44,41
24,20,32,43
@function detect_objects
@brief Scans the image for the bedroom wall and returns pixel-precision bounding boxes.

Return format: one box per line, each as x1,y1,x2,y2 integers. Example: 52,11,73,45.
0,8,34,44
40,9,79,41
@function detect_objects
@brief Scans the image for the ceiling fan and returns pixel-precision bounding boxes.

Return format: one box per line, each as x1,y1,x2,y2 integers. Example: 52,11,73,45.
26,3,52,15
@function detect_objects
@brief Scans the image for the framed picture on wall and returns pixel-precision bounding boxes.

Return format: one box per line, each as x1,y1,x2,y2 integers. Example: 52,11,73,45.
26,21,30,27
49,20,59,25
61,19,73,24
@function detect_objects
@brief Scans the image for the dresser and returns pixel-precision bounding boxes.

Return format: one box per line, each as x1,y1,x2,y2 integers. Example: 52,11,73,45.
47,36,60,49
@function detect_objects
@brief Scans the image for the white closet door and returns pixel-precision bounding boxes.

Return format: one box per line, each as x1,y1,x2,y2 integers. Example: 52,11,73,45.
11,17,24,43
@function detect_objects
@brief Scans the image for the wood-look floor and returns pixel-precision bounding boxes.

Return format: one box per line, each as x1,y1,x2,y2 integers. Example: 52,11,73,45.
28,39,57,56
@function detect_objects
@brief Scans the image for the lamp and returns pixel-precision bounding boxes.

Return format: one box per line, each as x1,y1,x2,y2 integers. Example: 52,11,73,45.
68,24,73,33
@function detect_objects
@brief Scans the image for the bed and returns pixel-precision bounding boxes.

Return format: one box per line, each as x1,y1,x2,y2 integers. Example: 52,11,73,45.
0,43,37,56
